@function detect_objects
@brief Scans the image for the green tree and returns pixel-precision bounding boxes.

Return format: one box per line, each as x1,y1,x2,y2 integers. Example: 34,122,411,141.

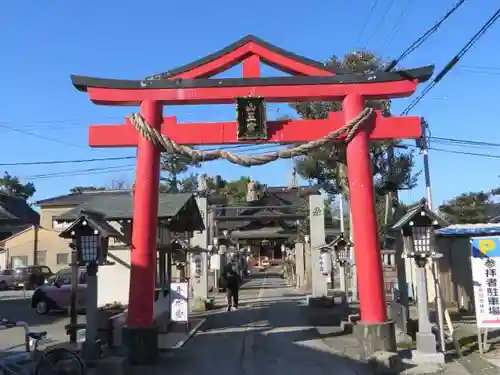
0,172,36,199
198,175,266,204
160,153,199,193
439,191,493,224
178,173,199,193
291,51,419,237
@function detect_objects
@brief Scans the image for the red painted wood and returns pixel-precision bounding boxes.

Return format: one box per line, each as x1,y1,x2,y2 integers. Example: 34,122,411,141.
167,41,335,79
86,80,418,106
344,94,387,323
88,111,421,147
127,100,162,327
168,44,252,79
248,42,335,76
243,54,261,78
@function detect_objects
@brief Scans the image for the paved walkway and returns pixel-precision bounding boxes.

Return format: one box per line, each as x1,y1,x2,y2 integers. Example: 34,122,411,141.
161,270,374,375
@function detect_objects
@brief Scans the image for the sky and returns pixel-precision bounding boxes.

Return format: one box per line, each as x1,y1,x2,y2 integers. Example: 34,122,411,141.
1,0,500,208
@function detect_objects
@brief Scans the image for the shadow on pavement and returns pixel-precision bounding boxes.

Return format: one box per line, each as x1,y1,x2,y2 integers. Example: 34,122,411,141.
163,297,382,375
0,298,67,328
242,285,289,290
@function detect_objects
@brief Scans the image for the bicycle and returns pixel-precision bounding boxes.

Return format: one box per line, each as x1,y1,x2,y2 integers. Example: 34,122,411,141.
0,318,86,375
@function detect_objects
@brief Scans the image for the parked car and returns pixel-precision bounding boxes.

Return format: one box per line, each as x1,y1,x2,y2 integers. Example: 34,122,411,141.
0,269,14,290
31,267,87,315
12,265,53,290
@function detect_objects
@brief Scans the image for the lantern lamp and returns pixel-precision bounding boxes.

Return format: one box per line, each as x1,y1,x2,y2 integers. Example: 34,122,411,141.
59,211,121,266
391,199,449,268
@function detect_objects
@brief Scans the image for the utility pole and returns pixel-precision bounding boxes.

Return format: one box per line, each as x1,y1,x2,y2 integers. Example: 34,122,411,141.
419,120,446,353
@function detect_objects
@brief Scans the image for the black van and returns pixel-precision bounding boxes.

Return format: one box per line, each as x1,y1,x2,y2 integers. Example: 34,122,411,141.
12,265,53,290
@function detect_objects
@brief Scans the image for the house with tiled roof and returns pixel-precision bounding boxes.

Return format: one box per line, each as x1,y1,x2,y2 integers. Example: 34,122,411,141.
0,189,203,273
0,190,40,241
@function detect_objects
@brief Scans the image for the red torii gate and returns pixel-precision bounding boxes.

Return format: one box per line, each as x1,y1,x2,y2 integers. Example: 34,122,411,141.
71,35,433,362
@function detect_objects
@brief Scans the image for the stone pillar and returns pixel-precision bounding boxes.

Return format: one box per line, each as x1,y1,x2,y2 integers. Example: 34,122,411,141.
295,243,305,288
309,194,328,297
190,197,209,301
412,263,444,364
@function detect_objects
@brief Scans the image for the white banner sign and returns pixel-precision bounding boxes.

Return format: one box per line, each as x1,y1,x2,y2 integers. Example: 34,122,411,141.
471,237,500,328
170,282,189,322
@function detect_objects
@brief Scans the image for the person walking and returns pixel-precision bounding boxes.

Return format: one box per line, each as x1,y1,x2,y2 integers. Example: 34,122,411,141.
222,258,241,311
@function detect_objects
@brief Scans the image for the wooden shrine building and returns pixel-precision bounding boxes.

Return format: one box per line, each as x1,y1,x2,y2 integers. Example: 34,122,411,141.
212,184,341,262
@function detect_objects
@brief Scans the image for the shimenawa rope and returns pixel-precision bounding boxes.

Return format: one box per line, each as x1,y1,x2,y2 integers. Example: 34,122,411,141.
127,108,374,167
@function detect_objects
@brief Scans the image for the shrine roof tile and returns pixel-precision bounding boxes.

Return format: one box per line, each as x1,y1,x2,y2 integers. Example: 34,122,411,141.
391,199,449,230
35,190,131,207
0,191,39,224
59,210,125,241
55,192,195,221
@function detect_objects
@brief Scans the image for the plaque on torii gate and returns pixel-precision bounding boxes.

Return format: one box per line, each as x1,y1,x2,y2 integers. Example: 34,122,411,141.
71,35,433,364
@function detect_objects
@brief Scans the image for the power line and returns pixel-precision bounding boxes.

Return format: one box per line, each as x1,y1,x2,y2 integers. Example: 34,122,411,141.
1,143,283,167
28,167,137,181
427,147,500,159
24,165,137,179
457,65,500,76
0,123,92,150
403,143,500,159
16,144,285,180
401,7,500,115
429,136,500,149
0,155,136,167
22,142,500,182
366,0,397,46
4,135,500,168
379,0,415,51
9,139,500,183
459,64,500,72
354,0,381,47
384,0,467,71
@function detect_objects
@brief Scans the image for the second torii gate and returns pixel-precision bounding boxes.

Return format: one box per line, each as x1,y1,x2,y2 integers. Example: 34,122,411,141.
71,35,433,364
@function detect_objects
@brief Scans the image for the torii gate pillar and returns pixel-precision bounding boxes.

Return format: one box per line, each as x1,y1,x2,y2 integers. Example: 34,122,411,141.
122,100,162,365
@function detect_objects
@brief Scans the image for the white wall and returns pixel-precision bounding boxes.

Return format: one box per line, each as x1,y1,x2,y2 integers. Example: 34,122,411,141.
0,250,7,269
98,248,131,307
97,226,172,311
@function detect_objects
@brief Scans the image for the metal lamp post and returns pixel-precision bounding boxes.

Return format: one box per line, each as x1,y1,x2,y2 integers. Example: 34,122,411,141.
402,216,445,364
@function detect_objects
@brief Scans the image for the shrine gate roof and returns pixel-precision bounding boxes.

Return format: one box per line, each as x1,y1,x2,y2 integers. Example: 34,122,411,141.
71,34,434,94
72,66,434,92
145,34,340,80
